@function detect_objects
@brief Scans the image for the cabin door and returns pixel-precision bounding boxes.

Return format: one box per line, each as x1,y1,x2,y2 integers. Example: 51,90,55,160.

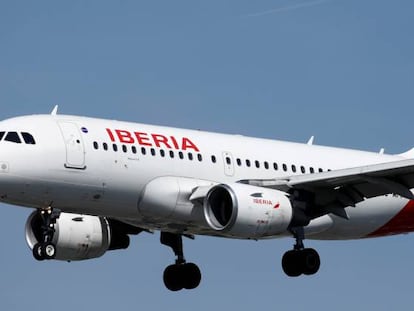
58,121,86,170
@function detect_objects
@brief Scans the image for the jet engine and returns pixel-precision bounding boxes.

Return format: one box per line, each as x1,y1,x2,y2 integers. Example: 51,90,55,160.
203,183,293,239
25,211,131,261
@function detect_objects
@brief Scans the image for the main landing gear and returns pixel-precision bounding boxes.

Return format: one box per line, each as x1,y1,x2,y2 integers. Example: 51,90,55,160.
32,207,60,261
282,227,320,277
161,232,201,291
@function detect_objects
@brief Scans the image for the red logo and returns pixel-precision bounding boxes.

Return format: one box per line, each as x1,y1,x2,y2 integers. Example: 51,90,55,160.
253,198,273,205
106,128,200,152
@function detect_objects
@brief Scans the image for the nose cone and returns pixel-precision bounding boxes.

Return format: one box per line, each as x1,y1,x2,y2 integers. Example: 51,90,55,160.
0,130,10,176
0,134,24,203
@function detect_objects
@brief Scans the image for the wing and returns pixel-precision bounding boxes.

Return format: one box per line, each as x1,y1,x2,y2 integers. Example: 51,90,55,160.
240,158,414,219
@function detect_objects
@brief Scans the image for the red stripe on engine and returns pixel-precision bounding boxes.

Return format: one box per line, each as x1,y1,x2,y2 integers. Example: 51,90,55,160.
368,200,414,237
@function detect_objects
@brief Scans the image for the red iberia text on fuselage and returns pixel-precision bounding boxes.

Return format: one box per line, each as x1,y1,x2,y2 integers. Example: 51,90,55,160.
106,128,200,152
253,198,273,205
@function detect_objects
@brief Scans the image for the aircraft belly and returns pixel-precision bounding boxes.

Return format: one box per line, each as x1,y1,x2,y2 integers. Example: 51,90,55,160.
307,195,412,240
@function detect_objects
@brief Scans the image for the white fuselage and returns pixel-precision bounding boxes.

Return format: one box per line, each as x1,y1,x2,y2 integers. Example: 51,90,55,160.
0,114,412,240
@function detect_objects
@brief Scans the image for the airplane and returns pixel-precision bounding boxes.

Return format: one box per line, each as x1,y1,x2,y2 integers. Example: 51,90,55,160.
1,106,414,291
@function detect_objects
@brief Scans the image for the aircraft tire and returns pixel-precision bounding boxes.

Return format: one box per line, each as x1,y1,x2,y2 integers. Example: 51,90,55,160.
182,263,201,290
163,264,183,292
282,250,302,277
302,248,320,275
32,243,45,261
42,242,56,260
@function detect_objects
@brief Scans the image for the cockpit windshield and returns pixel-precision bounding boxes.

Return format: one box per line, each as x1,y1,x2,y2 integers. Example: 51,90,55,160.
21,132,36,144
5,132,22,143
0,131,36,144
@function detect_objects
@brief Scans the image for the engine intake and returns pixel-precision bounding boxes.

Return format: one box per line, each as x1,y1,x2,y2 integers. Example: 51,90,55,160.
205,185,235,229
25,211,131,261
204,183,293,239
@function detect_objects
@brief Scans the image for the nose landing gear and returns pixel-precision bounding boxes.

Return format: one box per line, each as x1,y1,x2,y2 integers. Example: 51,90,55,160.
282,227,320,277
161,232,202,291
32,207,60,261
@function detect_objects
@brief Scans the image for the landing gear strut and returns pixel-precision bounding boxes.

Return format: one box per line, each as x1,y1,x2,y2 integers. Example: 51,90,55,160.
161,232,201,291
32,207,60,261
282,227,320,277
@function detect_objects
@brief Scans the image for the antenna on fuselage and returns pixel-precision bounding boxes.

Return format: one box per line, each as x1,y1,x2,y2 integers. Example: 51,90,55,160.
51,105,59,116
307,136,315,145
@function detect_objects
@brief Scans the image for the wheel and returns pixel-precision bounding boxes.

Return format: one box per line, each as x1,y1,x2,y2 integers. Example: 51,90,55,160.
32,243,45,261
282,250,302,277
182,263,201,290
42,242,56,260
302,248,320,275
163,265,183,292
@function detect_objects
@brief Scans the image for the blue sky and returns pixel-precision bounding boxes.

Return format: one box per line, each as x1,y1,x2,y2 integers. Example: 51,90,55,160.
1,1,414,310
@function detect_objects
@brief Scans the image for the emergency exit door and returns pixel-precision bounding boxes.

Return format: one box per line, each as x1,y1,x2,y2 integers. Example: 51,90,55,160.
222,151,235,177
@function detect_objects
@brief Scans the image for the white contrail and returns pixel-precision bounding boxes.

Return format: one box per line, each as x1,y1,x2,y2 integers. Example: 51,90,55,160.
245,0,332,18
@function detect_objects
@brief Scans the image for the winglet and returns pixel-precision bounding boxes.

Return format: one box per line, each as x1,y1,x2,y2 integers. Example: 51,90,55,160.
51,105,59,116
307,136,315,145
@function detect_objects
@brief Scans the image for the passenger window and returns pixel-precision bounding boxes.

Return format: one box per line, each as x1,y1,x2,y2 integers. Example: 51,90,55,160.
246,159,251,167
103,143,108,151
141,147,146,155
188,153,193,161
179,151,184,159
122,145,127,153
5,132,21,144
292,165,296,173
113,144,118,152
301,166,305,174
282,164,287,172
236,158,242,166
264,162,269,169
0,131,4,141
21,132,36,144
132,146,137,154
150,148,156,156
197,154,203,162
211,155,216,163
170,151,175,158
255,160,260,168
93,142,99,150
273,163,278,170
160,149,165,157
310,167,314,174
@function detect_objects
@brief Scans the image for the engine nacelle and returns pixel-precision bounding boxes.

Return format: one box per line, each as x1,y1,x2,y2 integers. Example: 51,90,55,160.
25,211,130,261
203,183,293,239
